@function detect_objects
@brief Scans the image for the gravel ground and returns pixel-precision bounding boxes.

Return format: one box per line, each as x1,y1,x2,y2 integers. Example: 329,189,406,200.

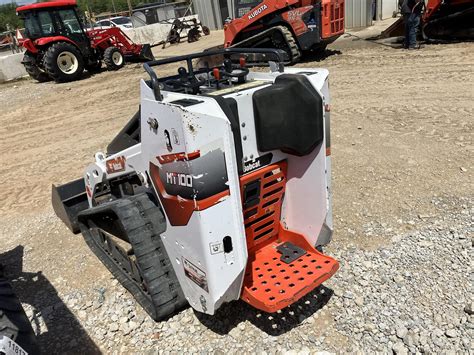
328,196,473,354
4,195,471,354
0,28,472,353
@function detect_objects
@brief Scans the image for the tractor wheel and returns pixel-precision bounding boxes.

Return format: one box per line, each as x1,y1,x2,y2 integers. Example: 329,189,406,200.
0,270,39,354
202,26,210,36
168,29,181,44
104,47,125,71
85,59,102,73
43,42,85,83
22,52,50,83
187,28,200,43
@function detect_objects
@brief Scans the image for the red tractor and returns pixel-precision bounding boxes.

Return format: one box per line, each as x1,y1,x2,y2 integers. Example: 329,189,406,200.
16,1,154,83
224,0,345,64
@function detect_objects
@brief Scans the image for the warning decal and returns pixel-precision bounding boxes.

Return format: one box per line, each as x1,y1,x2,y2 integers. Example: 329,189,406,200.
183,258,208,292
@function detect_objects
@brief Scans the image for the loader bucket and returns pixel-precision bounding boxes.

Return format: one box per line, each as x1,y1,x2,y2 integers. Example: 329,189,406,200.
52,179,89,234
139,44,154,61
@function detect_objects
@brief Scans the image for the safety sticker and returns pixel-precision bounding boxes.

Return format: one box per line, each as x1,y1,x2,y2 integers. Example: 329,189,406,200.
209,241,224,255
183,258,208,292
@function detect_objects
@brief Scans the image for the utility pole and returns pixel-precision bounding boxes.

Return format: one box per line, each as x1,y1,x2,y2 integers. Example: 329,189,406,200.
127,0,133,17
111,0,117,14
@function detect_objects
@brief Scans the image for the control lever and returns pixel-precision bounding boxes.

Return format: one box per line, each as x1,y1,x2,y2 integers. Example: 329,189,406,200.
224,59,233,74
219,59,249,81
164,66,205,94
178,66,188,82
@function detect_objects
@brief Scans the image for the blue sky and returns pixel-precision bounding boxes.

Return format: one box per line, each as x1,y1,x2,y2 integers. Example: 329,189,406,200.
0,0,35,5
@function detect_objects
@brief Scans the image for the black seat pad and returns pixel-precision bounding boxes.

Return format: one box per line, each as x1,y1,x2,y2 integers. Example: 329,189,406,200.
253,74,324,156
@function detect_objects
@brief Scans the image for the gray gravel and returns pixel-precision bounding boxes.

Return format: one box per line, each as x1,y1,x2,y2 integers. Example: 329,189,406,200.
326,196,473,354
12,196,470,353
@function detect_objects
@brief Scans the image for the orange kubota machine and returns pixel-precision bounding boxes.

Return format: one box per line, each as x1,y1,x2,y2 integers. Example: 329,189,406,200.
224,0,345,64
382,0,473,41
421,0,473,40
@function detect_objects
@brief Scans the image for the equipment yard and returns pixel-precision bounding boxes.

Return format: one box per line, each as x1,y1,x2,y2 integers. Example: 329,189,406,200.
1,35,473,353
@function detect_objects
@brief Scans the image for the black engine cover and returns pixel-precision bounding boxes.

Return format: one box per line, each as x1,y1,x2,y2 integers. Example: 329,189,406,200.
252,74,324,156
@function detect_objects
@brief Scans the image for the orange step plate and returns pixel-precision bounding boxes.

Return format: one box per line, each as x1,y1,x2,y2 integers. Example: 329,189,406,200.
241,226,339,313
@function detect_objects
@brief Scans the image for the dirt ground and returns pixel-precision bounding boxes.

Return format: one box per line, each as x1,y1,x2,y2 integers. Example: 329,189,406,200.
0,30,472,352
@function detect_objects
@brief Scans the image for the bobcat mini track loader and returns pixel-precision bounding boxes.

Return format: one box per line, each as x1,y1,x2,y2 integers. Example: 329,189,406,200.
52,48,339,320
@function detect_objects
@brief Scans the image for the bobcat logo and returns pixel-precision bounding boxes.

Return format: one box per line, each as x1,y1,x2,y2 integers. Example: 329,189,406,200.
106,156,126,174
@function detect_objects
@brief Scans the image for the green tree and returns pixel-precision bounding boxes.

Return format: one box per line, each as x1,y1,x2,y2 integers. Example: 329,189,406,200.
0,3,22,32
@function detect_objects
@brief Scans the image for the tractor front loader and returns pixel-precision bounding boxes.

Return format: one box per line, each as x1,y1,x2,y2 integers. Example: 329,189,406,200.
52,48,339,320
16,1,154,83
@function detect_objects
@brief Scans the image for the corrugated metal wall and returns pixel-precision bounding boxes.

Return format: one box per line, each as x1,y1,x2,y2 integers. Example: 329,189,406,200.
195,0,375,30
194,0,237,30
193,0,221,30
345,0,373,28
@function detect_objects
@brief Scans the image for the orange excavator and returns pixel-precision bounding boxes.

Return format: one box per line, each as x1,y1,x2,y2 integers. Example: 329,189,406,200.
421,0,473,40
383,0,473,41
223,0,345,64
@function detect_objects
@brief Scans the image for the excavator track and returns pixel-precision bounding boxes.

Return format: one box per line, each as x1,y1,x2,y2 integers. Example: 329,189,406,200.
273,26,301,63
423,6,474,41
230,25,301,65
78,193,187,321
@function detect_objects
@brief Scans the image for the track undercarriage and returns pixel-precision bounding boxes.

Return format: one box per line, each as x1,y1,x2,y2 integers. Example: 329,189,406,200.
230,26,301,64
52,48,339,320
423,5,474,41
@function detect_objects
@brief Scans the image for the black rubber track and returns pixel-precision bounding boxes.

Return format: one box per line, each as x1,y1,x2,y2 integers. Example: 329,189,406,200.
43,42,84,83
22,52,50,83
0,268,39,354
231,25,301,64
78,193,187,321
104,47,124,71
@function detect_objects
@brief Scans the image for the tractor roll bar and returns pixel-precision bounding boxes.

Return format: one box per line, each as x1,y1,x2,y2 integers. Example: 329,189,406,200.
143,48,286,101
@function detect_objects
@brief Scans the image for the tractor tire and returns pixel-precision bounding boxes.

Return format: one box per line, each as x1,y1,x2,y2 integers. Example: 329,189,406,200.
43,42,84,83
0,270,39,354
104,47,125,71
22,52,50,83
187,28,200,43
85,59,102,73
168,29,181,44
78,193,187,321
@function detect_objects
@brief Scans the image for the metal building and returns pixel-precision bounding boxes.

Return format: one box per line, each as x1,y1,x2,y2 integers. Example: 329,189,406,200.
345,0,374,28
193,0,233,30
194,0,397,31
377,0,399,20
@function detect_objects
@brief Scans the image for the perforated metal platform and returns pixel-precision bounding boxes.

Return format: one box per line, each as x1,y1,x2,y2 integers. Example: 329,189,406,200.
240,226,339,312
239,161,339,313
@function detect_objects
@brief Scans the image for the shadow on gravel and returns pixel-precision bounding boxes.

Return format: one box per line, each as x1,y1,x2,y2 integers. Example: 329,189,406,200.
299,49,342,64
196,285,333,336
0,246,100,354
